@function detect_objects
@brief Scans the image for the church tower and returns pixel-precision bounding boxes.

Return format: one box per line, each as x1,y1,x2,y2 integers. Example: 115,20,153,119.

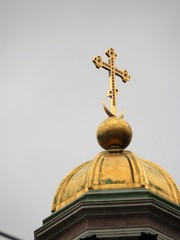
34,48,180,240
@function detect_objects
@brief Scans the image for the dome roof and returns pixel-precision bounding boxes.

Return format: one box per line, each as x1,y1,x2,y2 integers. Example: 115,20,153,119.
52,150,180,212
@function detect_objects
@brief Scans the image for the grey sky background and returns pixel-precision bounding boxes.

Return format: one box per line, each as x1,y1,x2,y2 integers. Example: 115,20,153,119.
0,1,179,239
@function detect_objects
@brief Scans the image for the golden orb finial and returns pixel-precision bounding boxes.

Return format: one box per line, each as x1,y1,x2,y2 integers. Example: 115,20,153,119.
96,116,132,151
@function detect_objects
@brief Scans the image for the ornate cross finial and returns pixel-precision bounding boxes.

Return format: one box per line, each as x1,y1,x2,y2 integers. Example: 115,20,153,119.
93,48,130,117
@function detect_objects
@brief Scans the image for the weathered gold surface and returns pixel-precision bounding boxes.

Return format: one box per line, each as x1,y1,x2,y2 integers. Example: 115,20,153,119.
96,116,132,150
93,48,130,116
52,151,180,212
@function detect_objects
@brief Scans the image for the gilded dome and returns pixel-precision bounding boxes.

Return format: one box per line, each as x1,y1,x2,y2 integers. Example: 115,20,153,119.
52,150,180,212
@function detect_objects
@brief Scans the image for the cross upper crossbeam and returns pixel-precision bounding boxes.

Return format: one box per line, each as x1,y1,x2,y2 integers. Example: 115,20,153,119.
93,55,130,83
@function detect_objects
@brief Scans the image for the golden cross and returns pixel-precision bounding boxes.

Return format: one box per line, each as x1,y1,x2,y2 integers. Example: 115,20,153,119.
93,48,130,117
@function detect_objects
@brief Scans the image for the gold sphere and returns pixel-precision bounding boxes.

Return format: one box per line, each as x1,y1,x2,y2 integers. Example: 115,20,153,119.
96,117,132,150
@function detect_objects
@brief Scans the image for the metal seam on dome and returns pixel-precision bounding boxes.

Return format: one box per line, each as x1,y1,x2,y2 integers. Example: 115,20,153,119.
128,152,146,187
87,152,105,188
84,160,93,189
122,152,135,183
97,152,109,187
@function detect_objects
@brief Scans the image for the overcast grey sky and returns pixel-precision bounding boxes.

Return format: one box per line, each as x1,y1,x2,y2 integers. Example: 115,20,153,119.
0,1,179,239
